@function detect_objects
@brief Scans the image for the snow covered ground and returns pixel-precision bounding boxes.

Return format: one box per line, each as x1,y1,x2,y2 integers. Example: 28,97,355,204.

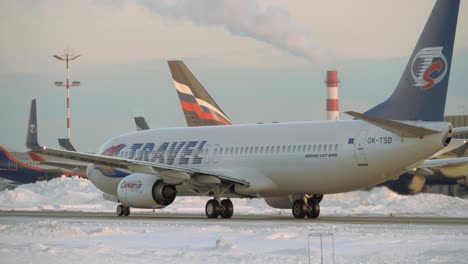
1,176,468,217
1,176,468,263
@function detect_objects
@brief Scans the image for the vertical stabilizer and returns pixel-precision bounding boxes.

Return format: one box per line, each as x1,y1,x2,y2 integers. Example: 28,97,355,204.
26,99,41,149
364,0,459,121
168,60,232,126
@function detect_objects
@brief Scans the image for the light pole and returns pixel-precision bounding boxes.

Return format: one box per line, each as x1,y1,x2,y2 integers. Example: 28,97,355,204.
53,49,81,142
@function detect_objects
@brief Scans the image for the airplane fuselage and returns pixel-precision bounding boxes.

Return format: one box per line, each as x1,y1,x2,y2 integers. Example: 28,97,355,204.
87,120,450,198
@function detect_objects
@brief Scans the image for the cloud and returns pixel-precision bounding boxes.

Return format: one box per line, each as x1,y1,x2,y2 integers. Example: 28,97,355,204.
135,0,327,64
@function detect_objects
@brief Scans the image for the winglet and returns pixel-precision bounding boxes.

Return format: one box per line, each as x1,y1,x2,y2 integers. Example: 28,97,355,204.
134,117,150,131
26,99,41,150
345,111,440,138
58,138,77,151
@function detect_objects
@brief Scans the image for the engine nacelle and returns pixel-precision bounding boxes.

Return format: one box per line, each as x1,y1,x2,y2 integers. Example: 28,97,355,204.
264,195,302,209
117,173,176,209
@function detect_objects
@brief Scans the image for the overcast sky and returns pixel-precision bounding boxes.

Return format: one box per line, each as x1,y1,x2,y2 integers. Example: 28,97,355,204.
1,0,467,151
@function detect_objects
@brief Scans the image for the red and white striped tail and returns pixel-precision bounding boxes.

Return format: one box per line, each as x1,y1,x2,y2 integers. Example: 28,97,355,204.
326,70,339,120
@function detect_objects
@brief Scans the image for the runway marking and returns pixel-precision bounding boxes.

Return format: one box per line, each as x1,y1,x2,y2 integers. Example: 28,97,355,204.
1,210,467,225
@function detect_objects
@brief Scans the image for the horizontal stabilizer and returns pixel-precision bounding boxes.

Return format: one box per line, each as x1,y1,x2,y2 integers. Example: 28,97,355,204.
420,157,468,168
345,111,440,138
429,139,466,158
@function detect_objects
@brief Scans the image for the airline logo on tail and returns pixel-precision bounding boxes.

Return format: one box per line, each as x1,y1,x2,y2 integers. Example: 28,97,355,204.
29,124,36,134
174,81,232,125
411,46,448,90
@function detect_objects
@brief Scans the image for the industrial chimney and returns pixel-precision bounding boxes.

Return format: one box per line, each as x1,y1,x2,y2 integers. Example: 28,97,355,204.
326,70,339,120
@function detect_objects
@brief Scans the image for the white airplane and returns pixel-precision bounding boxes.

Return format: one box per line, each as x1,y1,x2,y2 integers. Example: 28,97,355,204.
28,0,468,219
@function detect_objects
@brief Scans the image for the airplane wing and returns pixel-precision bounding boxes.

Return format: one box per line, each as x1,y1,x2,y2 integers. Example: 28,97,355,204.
31,147,249,187
37,160,87,174
58,138,77,151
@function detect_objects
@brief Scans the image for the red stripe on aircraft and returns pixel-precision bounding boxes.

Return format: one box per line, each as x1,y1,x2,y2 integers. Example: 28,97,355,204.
179,100,232,125
0,145,45,171
28,152,46,162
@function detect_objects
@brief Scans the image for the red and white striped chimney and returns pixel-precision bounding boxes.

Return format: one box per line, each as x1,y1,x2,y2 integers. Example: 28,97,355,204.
326,70,339,120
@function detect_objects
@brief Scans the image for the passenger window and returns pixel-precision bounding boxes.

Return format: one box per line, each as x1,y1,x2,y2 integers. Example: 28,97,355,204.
282,146,286,152
287,145,291,152
329,144,333,152
230,148,234,155
276,146,280,153
334,144,338,152
240,147,244,154
250,146,254,154
318,144,322,152
307,145,311,152
260,146,264,153
292,145,296,152
265,146,269,153
220,148,223,155
324,144,327,152
255,146,259,153
235,147,239,155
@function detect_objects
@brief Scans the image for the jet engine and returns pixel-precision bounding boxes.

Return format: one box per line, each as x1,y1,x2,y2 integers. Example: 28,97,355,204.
117,173,176,208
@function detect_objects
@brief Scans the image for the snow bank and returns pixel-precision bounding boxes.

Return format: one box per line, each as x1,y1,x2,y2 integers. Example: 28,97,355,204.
1,176,467,217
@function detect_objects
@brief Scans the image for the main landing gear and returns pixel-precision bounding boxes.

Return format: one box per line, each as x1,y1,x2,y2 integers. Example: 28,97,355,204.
205,198,234,219
292,194,322,219
116,204,130,217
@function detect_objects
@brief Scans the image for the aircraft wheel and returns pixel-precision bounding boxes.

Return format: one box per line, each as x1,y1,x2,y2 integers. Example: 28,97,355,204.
205,199,221,218
306,199,320,219
116,204,124,216
292,199,307,218
123,206,131,217
220,199,234,219
311,194,324,203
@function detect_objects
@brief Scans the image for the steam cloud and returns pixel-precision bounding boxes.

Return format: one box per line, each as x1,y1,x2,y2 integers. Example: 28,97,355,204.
136,0,325,63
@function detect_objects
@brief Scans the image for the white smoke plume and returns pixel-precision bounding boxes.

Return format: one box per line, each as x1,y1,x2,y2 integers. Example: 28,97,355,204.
136,0,325,63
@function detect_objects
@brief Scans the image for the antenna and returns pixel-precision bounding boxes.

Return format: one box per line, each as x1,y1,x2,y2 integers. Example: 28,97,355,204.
53,48,81,141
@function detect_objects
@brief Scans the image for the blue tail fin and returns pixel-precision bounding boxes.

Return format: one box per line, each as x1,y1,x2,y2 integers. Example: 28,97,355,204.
26,99,41,150
364,0,459,121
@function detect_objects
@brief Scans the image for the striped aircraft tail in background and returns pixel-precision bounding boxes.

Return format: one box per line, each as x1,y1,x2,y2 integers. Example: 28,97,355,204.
168,61,232,127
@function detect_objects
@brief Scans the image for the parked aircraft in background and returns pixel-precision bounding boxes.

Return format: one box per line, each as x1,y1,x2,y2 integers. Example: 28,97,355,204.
27,0,467,219
168,60,232,127
0,100,86,190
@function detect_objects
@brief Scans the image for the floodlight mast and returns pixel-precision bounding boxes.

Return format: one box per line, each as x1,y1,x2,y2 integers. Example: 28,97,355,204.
53,49,81,142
